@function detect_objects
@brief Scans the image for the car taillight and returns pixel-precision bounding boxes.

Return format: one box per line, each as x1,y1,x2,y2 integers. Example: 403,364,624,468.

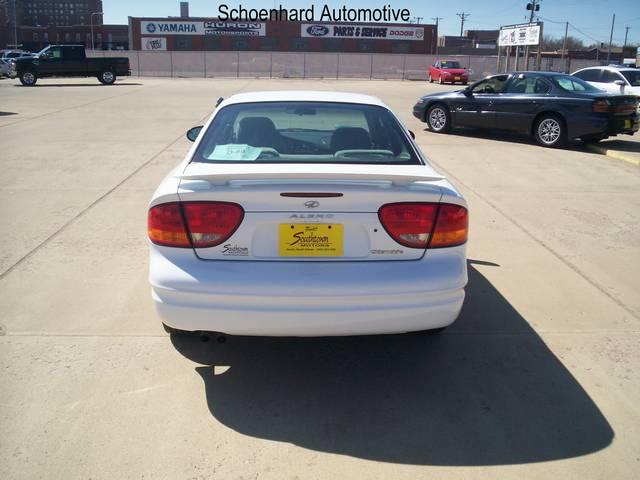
148,201,244,248
148,202,190,248
430,204,469,248
182,202,244,248
592,99,611,113
378,203,438,248
378,202,468,249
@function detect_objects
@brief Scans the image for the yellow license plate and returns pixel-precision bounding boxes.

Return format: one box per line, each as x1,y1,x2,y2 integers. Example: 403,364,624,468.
279,224,343,257
625,119,631,128
454,76,461,80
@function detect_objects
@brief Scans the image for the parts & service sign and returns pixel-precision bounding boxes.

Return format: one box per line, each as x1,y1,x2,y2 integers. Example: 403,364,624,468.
301,24,424,41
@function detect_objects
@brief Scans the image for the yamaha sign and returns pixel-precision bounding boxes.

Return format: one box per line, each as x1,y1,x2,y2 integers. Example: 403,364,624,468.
141,21,205,35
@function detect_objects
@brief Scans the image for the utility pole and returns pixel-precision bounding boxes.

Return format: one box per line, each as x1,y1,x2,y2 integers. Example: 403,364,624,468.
13,0,18,49
560,21,569,72
432,17,443,55
414,16,424,24
456,12,470,37
623,26,630,49
607,13,615,64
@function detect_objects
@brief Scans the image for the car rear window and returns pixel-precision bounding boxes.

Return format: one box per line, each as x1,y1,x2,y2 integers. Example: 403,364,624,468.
553,75,601,93
192,101,420,165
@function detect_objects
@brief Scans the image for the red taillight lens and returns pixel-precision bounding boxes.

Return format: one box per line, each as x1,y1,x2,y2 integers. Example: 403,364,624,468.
148,202,190,248
182,202,244,248
592,100,611,113
430,204,469,248
378,202,468,249
148,201,244,248
378,203,439,248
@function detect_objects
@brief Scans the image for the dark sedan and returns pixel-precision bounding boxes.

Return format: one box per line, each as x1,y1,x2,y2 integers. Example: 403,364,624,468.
413,72,639,147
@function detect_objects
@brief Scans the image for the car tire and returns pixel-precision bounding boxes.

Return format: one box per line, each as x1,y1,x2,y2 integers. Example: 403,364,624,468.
19,70,37,86
438,75,444,85
462,81,468,85
98,69,116,85
428,74,433,83
426,104,451,133
534,114,566,148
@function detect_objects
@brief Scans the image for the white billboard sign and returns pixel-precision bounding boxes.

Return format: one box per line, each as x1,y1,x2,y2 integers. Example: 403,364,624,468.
498,22,541,47
301,24,424,41
204,21,266,36
141,37,167,50
141,21,204,36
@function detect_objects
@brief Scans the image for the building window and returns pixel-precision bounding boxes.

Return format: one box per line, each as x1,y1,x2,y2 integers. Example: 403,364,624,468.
34,32,39,41
204,37,222,51
259,37,276,51
75,32,81,42
358,40,373,52
291,38,308,51
232,38,249,51
176,36,193,51
323,39,342,52
391,42,410,53
64,32,70,42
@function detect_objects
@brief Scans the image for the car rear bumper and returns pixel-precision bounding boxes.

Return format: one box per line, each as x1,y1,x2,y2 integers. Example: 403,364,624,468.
570,112,639,138
150,244,467,336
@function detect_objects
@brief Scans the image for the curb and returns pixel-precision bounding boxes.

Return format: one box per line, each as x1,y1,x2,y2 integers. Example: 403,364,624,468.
585,143,640,167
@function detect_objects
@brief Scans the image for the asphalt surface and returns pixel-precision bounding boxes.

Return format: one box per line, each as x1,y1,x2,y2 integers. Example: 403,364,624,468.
0,76,639,479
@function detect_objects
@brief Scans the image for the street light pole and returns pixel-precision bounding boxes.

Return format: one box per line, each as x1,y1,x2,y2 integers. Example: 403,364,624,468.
90,12,103,50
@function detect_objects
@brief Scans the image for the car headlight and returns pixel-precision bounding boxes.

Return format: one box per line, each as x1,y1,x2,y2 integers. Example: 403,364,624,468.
416,98,426,104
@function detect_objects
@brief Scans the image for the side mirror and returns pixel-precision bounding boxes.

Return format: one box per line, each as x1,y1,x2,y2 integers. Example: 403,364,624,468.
408,130,415,140
186,126,203,142
614,79,626,86
463,87,473,96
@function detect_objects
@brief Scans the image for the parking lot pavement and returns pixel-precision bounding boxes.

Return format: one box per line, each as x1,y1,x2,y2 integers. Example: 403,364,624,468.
0,77,639,479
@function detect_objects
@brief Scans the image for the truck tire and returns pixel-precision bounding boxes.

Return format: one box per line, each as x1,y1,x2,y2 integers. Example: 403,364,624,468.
19,71,38,86
98,69,116,85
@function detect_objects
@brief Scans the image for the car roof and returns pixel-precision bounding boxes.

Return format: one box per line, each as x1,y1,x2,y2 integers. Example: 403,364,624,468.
220,91,389,108
575,66,635,72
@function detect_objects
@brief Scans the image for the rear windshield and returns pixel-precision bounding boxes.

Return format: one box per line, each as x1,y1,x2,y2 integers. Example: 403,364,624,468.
192,101,420,164
553,75,602,93
621,70,640,87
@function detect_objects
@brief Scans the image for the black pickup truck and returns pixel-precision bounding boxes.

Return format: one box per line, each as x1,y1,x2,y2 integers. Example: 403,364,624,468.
13,44,130,86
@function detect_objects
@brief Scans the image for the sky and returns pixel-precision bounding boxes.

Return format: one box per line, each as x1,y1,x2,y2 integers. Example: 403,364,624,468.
102,0,640,46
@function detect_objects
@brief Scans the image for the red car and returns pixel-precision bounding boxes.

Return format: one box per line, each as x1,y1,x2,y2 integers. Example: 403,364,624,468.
428,60,468,85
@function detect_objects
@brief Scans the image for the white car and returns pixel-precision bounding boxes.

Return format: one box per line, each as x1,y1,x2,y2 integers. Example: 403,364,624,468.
572,66,640,97
148,91,468,337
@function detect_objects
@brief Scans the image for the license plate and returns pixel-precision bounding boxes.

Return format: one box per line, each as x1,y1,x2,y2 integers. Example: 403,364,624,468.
279,224,343,257
625,119,631,128
454,76,461,81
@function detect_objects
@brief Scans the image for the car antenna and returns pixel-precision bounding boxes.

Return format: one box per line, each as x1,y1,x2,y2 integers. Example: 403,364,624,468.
216,97,224,107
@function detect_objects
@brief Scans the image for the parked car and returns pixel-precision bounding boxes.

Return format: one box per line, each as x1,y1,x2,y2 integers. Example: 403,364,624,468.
413,72,639,147
148,91,469,337
13,44,130,86
428,60,469,85
0,58,12,78
0,50,33,60
572,66,640,98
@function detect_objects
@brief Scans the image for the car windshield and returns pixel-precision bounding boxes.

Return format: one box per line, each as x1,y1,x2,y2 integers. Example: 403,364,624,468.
553,75,602,93
441,61,462,69
192,101,420,165
621,70,640,87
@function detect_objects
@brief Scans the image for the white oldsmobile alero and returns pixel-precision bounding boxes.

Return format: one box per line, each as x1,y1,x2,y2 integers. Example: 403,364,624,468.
148,91,469,337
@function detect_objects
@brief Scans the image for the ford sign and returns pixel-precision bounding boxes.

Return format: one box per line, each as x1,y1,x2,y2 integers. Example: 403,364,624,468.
306,25,329,37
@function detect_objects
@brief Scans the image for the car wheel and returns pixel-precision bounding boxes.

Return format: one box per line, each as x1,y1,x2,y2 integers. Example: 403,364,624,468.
426,104,451,133
534,114,566,148
438,75,444,85
462,81,468,85
428,74,433,83
19,70,37,86
98,69,116,85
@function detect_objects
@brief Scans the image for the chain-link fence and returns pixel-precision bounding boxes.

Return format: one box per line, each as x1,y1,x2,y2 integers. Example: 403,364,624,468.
87,50,604,80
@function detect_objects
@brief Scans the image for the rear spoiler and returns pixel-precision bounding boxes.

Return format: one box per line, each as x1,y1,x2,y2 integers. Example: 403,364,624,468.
178,164,444,186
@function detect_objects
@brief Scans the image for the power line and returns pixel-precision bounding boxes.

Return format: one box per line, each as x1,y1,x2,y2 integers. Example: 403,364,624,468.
456,12,470,37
